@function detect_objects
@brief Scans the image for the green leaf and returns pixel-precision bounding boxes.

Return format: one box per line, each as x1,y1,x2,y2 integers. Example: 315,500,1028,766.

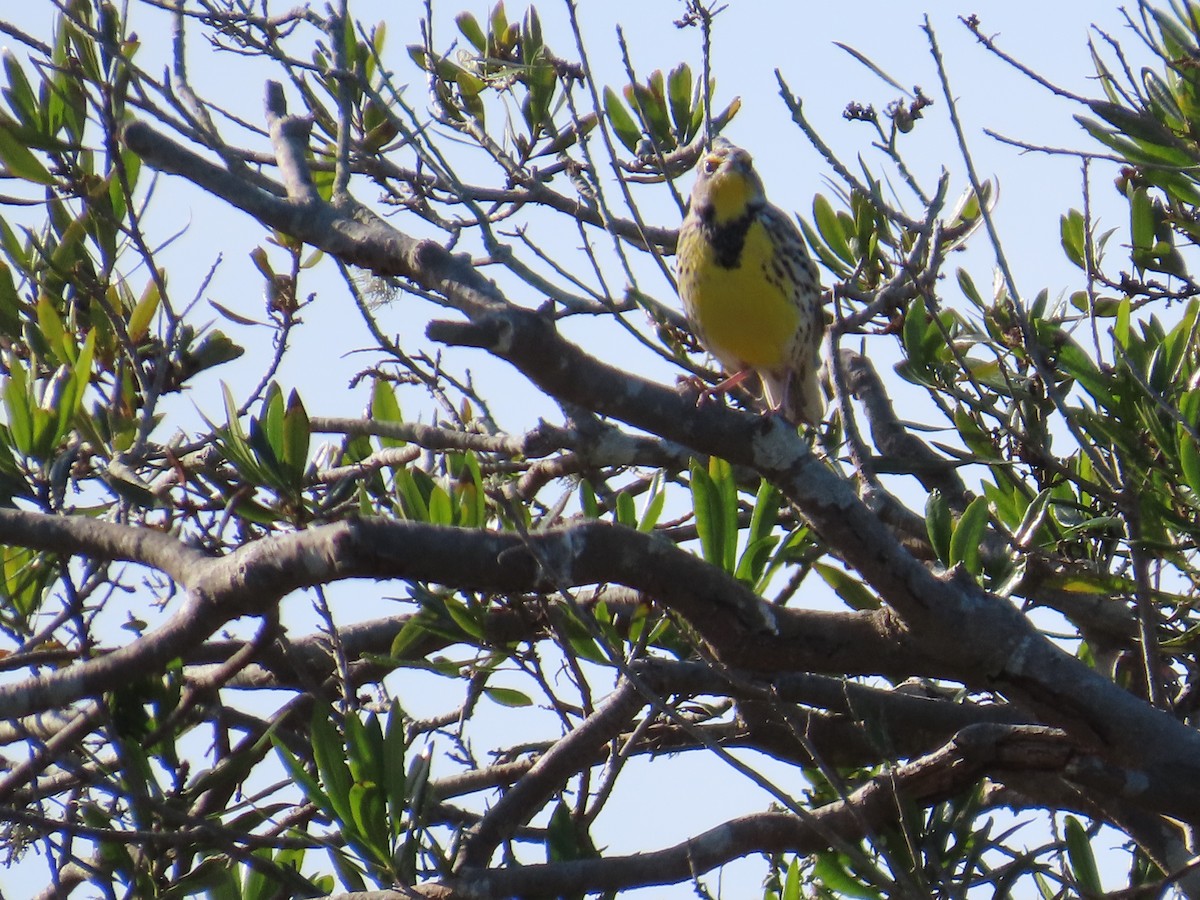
737,479,781,586
1064,816,1102,896
272,737,332,819
383,702,408,839
1113,295,1131,350
489,1,509,53
747,479,780,547
1077,115,1192,168
457,451,486,528
546,801,580,863
953,407,997,460
1179,426,1200,496
339,9,358,74
282,389,310,484
484,686,533,707
1060,209,1086,269
603,86,641,154
371,379,404,448
36,295,66,362
813,194,855,266
814,562,880,610
708,456,737,572
812,851,883,900
58,327,95,439
0,262,21,336
211,384,268,488
902,300,931,376
1129,186,1155,269
4,359,32,456
782,857,801,900
1089,99,1181,150
798,215,851,278
948,496,990,576
1160,299,1198,385
626,81,672,149
247,418,285,492
666,63,693,139
394,467,430,520
348,781,387,859
405,744,433,818
2,50,40,129
615,491,636,528
455,12,487,52
259,382,286,462
427,483,453,526
734,534,778,588
344,711,385,788
579,480,599,519
455,67,486,98
0,116,54,184
389,609,437,659
1037,321,1113,408
1182,389,1200,428
523,56,555,135
521,6,543,56
637,471,665,532
690,460,722,568
442,593,484,640
1143,68,1184,127
1013,488,1053,549
127,278,160,343
310,707,355,827
956,269,983,307
182,329,244,377
1150,5,1200,57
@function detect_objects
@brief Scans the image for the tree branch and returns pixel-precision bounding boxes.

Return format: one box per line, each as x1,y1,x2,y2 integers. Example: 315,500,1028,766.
453,723,1072,897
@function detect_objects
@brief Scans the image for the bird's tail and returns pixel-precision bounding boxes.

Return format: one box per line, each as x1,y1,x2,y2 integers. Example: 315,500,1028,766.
762,363,824,426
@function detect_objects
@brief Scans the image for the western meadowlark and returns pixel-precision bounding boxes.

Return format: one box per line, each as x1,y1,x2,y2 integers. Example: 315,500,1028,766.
675,139,824,424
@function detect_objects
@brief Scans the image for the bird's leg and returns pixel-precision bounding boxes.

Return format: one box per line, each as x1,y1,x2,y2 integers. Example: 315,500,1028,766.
677,369,757,409
709,369,753,395
693,369,753,408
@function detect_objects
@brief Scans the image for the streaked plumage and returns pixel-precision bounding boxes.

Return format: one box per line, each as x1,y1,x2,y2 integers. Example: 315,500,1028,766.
675,139,824,424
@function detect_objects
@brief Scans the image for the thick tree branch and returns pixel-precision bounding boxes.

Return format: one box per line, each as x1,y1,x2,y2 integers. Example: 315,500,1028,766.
0,513,933,724
633,659,1037,767
451,723,1071,897
0,507,210,585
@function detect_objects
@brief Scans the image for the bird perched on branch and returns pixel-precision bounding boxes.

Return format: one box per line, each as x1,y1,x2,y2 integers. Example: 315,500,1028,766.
675,138,824,425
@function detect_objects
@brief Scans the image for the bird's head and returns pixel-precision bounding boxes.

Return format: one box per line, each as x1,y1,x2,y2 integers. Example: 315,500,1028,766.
688,138,766,225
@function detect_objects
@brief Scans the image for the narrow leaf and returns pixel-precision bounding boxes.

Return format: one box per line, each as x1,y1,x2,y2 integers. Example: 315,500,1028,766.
814,562,880,610
603,86,641,154
1064,816,1102,896
690,461,723,567
833,42,907,92
484,686,533,707
0,118,54,184
948,496,990,576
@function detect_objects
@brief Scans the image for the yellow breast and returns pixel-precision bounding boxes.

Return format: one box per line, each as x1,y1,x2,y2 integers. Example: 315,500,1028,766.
679,219,800,371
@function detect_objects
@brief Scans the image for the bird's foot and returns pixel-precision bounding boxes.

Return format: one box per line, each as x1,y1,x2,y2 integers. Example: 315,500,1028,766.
676,374,715,407
677,369,753,409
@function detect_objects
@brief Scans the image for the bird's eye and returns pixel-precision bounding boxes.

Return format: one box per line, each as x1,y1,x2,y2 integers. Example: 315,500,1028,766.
702,155,720,174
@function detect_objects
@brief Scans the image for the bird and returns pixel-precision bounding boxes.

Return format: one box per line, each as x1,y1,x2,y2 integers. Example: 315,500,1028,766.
675,138,824,425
